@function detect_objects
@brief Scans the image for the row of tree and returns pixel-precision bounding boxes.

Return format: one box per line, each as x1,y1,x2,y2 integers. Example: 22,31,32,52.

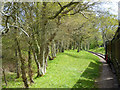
1,1,118,88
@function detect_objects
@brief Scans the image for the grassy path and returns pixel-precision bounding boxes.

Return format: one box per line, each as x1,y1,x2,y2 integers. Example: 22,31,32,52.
3,50,102,88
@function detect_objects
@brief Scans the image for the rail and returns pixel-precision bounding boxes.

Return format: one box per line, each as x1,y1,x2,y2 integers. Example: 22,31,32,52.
88,51,105,59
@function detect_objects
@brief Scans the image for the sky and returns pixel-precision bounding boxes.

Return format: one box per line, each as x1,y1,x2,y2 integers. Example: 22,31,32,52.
90,0,119,16
101,0,119,15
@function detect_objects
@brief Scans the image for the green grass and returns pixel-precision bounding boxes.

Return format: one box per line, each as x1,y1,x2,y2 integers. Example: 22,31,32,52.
3,50,101,88
90,47,105,55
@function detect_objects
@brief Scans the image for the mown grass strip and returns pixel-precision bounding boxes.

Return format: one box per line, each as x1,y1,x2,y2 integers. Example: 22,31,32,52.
3,50,101,88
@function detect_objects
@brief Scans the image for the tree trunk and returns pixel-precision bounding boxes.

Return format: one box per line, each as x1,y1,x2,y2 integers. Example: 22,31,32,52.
44,45,50,73
73,41,76,50
38,2,48,76
77,42,80,52
61,41,64,52
51,41,56,59
2,67,7,86
69,43,72,50
87,43,89,50
85,43,87,50
39,47,45,76
65,43,69,50
51,43,53,59
62,48,64,52
31,27,41,77
59,42,62,52
72,42,75,50
28,45,34,83
56,41,59,54
84,43,86,50
33,51,41,78
53,43,56,57
15,49,20,79
15,38,29,88
0,3,4,89
81,43,83,50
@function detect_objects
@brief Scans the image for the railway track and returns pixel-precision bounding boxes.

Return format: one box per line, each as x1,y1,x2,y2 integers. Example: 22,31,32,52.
88,51,105,59
88,51,116,74
88,51,120,88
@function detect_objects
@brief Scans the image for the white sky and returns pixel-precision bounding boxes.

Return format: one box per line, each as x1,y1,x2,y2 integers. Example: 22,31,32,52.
102,0,119,15
90,0,119,19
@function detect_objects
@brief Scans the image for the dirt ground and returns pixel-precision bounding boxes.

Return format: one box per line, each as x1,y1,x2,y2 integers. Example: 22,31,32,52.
95,55,120,88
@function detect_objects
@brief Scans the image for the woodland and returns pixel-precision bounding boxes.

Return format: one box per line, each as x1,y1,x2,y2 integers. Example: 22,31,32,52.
0,1,118,88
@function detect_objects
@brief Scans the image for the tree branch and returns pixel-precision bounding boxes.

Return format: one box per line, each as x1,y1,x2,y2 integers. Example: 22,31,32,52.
48,2,79,19
61,4,77,15
9,25,29,37
58,2,62,8
0,11,11,17
79,11,88,19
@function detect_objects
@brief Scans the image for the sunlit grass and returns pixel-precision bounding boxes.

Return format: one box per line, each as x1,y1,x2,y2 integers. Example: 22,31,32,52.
90,47,105,54
3,50,101,88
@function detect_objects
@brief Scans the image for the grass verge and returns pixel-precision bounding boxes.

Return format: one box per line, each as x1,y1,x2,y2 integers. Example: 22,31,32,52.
2,50,102,88
89,47,105,55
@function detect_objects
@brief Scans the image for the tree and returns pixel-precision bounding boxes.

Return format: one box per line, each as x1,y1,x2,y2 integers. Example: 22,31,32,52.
1,1,102,88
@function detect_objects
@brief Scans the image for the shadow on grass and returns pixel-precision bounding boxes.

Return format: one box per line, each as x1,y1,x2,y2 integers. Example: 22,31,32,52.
72,61,101,89
64,53,81,59
64,52,99,61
